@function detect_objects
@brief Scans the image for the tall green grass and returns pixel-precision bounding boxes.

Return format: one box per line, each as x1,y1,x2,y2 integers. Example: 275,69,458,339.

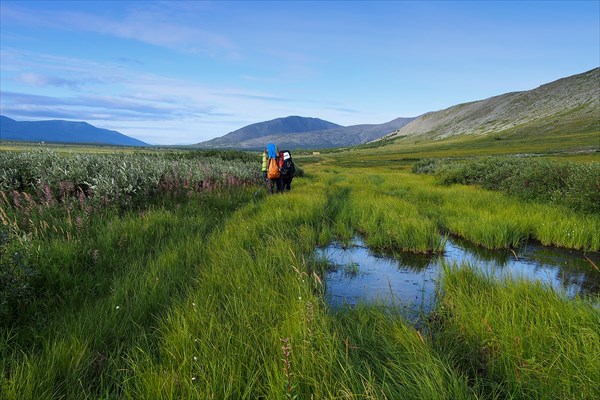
2,173,477,399
310,166,599,251
335,173,443,253
121,184,329,398
330,305,474,399
2,150,599,399
113,176,476,399
1,189,255,398
433,264,600,400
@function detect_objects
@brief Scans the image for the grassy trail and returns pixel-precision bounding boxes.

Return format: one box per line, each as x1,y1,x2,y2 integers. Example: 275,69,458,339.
117,174,474,399
2,164,599,399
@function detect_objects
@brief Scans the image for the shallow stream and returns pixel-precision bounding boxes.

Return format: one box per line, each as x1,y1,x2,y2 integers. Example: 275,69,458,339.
315,236,600,312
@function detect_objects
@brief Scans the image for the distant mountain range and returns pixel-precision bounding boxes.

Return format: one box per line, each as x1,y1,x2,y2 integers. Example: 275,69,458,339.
383,67,599,142
197,69,598,150
195,116,415,150
0,116,148,147
2,68,596,150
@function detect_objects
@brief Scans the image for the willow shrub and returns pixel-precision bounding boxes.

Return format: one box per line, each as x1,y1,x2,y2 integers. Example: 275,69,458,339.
0,148,261,210
413,157,600,214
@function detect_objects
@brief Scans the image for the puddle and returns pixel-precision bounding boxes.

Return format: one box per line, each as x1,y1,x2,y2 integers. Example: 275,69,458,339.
315,236,600,312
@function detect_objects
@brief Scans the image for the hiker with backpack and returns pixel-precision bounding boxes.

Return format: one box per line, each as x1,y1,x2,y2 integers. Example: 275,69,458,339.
265,143,283,194
278,150,296,191
261,148,269,180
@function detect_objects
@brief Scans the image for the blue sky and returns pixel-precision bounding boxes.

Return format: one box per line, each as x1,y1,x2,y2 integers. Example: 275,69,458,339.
1,1,598,145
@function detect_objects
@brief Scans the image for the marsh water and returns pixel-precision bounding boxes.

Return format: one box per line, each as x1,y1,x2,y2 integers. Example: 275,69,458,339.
315,236,600,312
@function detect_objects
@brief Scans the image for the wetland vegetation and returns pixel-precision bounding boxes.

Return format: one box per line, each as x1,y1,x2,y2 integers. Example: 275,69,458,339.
1,139,599,399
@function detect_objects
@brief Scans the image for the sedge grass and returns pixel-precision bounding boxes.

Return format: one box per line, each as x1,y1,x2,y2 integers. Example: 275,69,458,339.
434,263,600,400
2,155,599,399
117,175,476,399
331,304,475,399
120,180,332,399
308,165,599,251
1,189,255,399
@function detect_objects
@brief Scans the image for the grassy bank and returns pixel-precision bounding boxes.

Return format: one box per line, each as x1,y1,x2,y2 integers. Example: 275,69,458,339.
312,165,599,251
433,264,600,400
413,157,600,213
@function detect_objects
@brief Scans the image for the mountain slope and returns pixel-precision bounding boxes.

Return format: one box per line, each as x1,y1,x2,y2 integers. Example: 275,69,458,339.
200,116,342,148
197,115,414,150
0,116,148,146
385,68,600,141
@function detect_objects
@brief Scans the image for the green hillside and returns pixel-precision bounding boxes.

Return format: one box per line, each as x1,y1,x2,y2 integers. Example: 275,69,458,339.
381,68,599,148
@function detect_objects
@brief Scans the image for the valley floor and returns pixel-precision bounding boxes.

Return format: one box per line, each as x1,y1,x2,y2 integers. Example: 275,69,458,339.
2,162,599,399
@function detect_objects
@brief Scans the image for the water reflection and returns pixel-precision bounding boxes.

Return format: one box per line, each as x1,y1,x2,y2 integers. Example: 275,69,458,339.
315,236,600,310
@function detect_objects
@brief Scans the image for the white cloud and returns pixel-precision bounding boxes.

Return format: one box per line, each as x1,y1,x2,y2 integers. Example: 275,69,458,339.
15,72,89,89
1,3,237,56
1,48,352,143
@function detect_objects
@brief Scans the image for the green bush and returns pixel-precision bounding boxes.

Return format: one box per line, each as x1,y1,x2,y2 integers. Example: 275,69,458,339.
414,157,600,213
0,149,262,210
159,149,261,163
411,158,443,175
294,165,305,178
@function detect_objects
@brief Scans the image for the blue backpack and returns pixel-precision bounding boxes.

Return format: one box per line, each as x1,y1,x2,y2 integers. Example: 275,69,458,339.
266,143,278,159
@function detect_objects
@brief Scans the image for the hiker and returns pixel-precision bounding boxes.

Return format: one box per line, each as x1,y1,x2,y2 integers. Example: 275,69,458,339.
279,150,296,191
265,143,283,194
261,149,268,181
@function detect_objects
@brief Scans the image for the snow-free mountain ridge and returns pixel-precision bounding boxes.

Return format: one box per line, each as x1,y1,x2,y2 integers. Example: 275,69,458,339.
383,68,599,142
0,116,148,146
195,116,415,150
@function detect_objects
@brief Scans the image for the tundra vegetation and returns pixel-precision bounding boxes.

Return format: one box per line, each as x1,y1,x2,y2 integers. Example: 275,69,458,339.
0,140,598,399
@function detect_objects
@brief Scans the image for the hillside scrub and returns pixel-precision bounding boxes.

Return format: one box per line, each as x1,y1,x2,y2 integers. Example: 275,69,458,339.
412,156,600,214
